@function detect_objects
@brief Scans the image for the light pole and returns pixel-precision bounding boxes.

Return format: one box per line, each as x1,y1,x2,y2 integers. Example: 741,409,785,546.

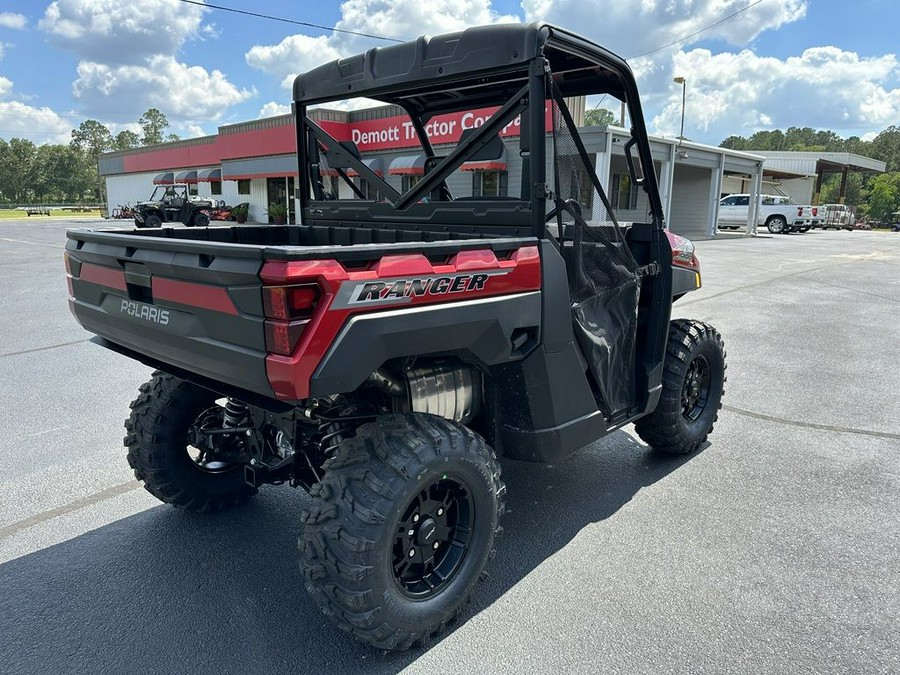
673,76,686,144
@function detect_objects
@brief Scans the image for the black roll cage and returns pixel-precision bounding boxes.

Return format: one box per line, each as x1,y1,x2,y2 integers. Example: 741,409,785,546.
293,22,664,238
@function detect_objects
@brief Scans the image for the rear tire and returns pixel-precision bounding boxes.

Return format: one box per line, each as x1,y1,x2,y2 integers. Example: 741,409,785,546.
300,413,505,650
144,213,162,228
192,212,210,227
635,319,726,455
766,216,786,234
124,371,256,512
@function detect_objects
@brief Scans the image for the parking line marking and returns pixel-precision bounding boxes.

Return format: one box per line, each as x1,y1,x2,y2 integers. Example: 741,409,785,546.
0,481,143,541
724,405,900,441
0,237,60,249
0,339,92,359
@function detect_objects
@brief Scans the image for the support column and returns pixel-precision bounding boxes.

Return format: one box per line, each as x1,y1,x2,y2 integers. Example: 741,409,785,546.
745,162,763,237
814,167,825,206
593,130,613,222
706,153,725,237
838,166,849,204
659,142,676,228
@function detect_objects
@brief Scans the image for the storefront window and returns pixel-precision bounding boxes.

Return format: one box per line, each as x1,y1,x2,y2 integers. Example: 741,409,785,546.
210,181,222,195
238,179,251,195
471,171,507,197
611,173,638,211
353,177,380,201
401,175,421,193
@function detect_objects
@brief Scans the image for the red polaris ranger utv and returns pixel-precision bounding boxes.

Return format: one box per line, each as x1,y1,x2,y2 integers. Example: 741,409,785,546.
65,23,726,650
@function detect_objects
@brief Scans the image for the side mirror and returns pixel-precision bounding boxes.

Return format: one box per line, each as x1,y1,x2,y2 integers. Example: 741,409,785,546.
623,137,645,187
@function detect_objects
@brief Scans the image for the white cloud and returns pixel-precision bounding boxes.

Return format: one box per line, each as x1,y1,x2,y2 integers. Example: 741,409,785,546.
246,35,343,90
647,47,900,142
39,0,204,64
258,101,291,118
72,57,253,120
0,78,71,143
246,0,519,88
334,0,518,51
0,12,27,30
522,0,807,58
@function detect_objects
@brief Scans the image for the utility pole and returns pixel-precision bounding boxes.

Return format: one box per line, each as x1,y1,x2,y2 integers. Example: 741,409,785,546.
673,76,686,145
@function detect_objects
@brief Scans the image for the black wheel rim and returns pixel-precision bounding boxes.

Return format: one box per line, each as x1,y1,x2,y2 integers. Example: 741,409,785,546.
681,355,711,422
392,477,474,599
186,405,239,474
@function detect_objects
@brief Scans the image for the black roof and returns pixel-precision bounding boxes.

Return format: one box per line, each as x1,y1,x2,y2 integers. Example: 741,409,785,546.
292,22,630,112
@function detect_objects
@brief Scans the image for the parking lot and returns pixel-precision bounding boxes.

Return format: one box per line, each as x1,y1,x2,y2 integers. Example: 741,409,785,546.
1,218,898,674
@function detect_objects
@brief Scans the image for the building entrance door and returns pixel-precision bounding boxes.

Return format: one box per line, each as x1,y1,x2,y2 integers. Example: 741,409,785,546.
266,177,295,224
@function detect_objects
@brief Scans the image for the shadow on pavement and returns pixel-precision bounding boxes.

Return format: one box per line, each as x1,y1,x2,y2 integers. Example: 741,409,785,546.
0,431,700,675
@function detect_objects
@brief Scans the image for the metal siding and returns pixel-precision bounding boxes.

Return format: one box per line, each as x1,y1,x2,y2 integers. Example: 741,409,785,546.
669,164,711,238
776,177,817,205
222,154,296,179
105,172,159,213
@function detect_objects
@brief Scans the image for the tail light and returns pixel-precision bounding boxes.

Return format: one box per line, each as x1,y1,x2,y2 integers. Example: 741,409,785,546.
812,207,818,216
798,207,803,217
262,283,320,355
665,231,700,272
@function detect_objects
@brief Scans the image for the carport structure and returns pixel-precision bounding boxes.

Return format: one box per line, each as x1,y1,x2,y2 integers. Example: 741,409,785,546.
756,151,886,205
642,134,764,237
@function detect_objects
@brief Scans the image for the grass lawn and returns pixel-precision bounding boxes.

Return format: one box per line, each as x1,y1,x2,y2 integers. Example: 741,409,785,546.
0,209,103,220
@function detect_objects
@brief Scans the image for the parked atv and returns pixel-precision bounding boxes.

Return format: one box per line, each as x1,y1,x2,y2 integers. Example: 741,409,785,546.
66,23,727,650
133,183,212,228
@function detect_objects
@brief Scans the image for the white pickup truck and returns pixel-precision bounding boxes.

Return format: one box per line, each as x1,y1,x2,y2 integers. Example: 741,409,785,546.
717,193,821,234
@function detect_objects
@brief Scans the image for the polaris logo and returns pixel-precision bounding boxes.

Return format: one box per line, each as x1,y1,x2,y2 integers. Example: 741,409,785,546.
120,299,170,325
351,273,492,305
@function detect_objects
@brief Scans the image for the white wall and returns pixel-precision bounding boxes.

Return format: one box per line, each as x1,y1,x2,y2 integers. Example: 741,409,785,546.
105,172,159,215
248,178,268,223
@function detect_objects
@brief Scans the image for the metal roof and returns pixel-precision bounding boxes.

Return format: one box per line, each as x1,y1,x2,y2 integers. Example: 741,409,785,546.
755,151,885,173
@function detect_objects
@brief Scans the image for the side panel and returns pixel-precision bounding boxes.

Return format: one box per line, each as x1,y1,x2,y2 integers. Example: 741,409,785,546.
264,246,542,400
311,292,542,397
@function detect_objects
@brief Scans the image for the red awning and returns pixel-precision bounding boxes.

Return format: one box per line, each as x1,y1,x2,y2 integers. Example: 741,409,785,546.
346,157,384,177
461,160,507,172
389,154,427,175
196,168,222,182
460,131,506,172
174,170,198,184
152,172,174,185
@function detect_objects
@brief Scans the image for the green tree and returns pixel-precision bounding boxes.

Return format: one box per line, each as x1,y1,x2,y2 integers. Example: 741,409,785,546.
0,138,38,202
139,108,172,145
113,130,141,151
866,172,900,221
871,126,900,172
584,108,619,127
70,119,113,157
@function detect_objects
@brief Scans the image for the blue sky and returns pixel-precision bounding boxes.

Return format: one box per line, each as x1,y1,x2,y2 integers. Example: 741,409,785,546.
0,1,898,146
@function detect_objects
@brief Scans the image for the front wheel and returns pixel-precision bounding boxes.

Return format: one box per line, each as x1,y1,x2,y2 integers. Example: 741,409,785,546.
144,213,163,228
300,413,505,650
635,319,726,455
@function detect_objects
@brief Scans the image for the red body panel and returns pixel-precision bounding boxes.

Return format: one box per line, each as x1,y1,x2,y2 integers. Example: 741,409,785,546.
263,246,542,400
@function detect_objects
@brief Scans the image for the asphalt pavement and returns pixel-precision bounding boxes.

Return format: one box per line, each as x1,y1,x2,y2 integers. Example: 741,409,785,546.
1,219,898,674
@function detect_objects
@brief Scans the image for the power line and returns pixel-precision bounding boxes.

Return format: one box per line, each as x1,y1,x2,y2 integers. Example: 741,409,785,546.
177,0,403,42
629,0,766,58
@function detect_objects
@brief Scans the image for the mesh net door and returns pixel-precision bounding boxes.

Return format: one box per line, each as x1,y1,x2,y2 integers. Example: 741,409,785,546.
550,94,641,419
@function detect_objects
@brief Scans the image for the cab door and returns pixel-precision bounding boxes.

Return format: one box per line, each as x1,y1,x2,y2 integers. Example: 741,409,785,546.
718,195,738,228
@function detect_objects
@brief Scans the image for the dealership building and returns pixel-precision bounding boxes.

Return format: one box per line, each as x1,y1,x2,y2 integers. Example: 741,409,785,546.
99,102,770,239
